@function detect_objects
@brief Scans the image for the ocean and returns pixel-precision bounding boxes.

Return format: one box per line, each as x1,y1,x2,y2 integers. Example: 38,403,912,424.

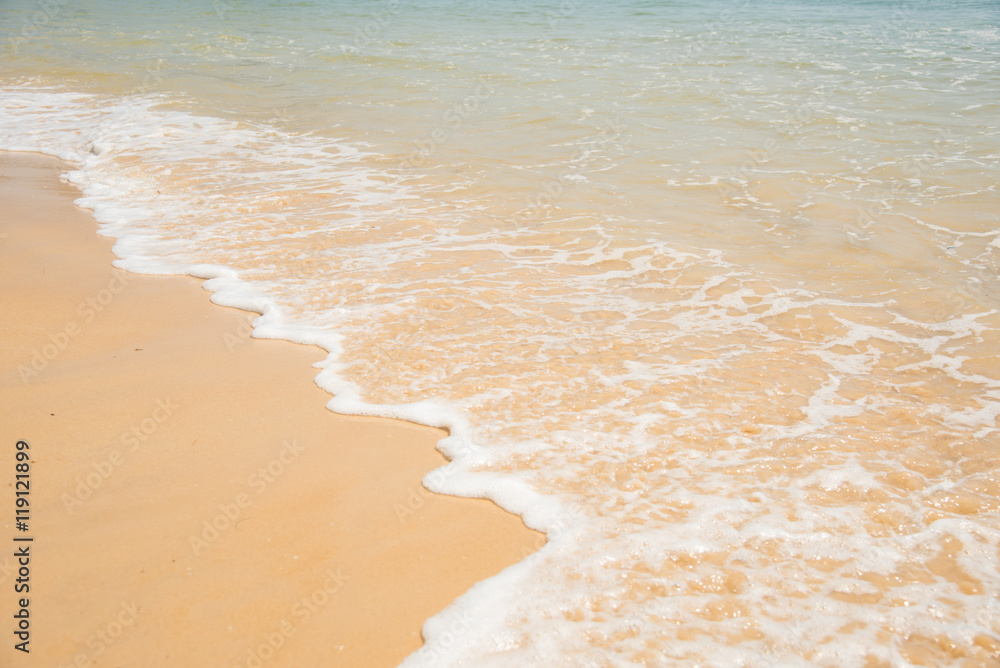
2,0,999,665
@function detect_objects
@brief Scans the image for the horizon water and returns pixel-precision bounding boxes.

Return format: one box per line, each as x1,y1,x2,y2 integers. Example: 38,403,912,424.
2,0,1000,665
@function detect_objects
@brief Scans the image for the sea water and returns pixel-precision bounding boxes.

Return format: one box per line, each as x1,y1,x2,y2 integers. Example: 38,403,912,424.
2,0,999,665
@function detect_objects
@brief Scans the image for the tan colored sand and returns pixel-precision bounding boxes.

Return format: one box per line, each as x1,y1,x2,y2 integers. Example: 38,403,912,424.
0,151,541,668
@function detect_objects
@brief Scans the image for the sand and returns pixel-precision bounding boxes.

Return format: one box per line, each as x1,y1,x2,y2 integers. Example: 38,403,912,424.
0,151,540,667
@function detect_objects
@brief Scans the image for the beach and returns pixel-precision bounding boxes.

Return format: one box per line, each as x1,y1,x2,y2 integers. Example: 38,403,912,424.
0,151,540,667
2,0,999,663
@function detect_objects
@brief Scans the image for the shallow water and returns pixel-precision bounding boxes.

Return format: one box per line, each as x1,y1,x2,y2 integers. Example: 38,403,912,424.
3,1,1000,665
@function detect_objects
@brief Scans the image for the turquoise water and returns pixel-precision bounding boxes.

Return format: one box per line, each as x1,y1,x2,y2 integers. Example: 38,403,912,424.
3,1,1000,665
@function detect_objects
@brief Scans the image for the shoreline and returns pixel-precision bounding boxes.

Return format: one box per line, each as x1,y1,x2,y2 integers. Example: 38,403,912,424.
0,151,540,667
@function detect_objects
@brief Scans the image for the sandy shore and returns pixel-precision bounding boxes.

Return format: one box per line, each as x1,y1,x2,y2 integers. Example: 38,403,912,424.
0,151,540,667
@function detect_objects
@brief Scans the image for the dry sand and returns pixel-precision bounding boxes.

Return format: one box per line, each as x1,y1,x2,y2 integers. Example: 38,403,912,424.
0,151,540,667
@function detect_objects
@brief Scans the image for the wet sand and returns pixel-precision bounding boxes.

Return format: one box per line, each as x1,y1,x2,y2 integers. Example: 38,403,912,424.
0,151,540,667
